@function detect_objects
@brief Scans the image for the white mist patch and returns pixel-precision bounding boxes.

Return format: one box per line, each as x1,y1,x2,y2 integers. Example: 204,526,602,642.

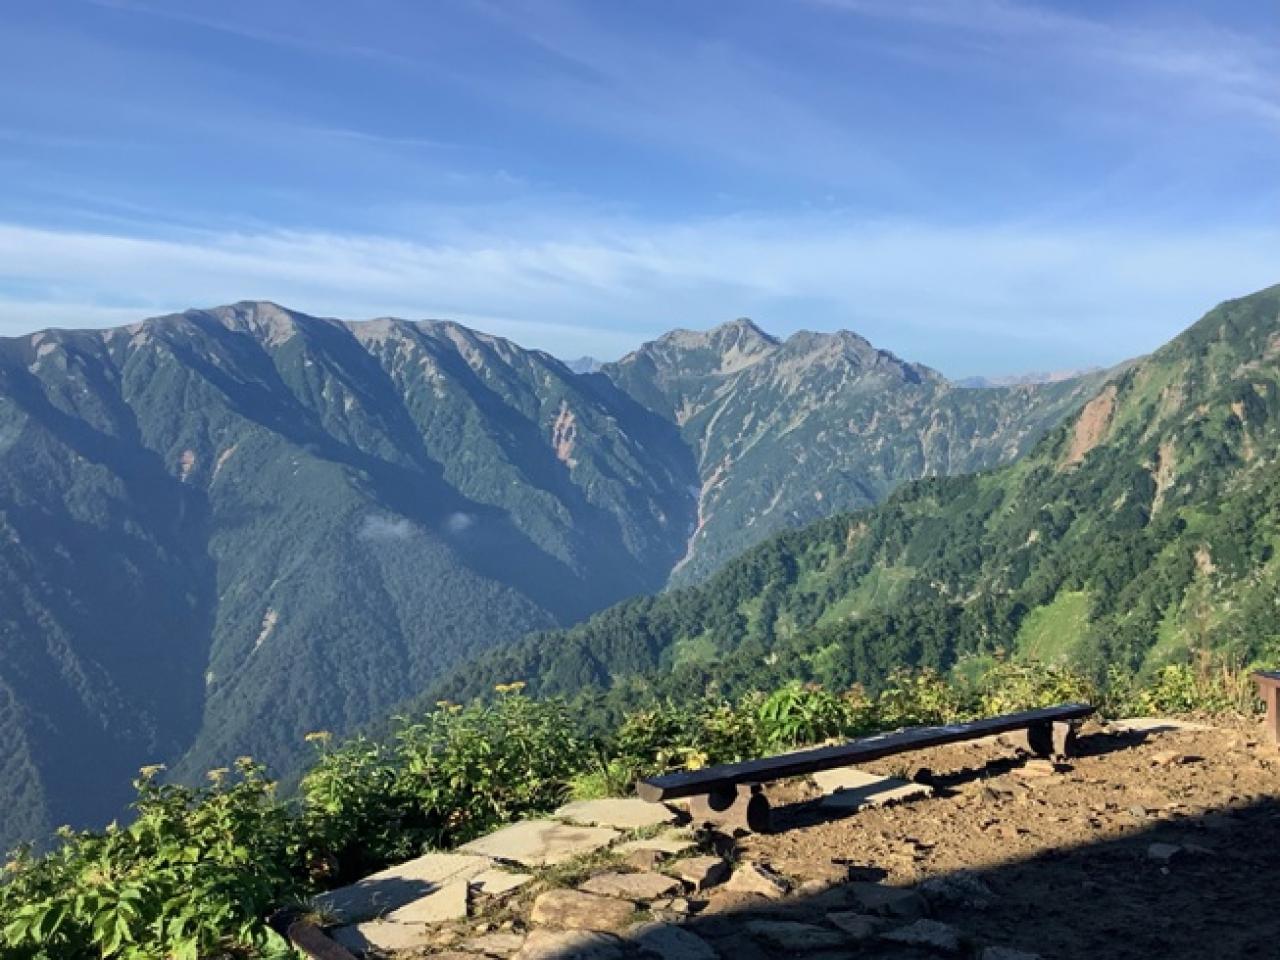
358,515,417,542
444,511,476,534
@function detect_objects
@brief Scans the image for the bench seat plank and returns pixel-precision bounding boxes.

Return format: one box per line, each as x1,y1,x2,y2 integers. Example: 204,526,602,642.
637,702,1093,802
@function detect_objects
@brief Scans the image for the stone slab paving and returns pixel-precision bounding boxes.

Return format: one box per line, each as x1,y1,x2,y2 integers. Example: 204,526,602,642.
529,889,636,930
313,851,494,922
813,768,933,811
331,918,438,954
459,931,527,955
513,929,622,960
554,798,679,830
579,871,683,901
626,921,718,960
1108,717,1213,733
459,819,621,867
613,830,697,857
384,878,468,923
470,867,534,896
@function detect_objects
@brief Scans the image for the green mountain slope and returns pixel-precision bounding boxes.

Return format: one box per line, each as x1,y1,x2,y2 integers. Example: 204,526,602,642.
0,302,696,847
0,302,1100,850
606,319,1110,583
433,284,1280,718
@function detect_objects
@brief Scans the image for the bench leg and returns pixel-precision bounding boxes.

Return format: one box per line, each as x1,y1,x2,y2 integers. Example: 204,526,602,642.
1260,682,1280,747
1005,721,1078,759
688,783,771,834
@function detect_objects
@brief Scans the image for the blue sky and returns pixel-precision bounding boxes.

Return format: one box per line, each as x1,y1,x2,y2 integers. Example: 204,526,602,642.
0,0,1277,376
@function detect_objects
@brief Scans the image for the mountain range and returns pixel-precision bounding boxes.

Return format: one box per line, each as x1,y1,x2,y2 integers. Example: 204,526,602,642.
433,285,1280,728
0,302,1105,848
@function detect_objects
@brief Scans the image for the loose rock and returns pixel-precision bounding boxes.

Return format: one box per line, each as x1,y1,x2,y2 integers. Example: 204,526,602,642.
746,920,847,951
513,929,622,960
460,931,527,955
980,947,1042,960
722,862,788,899
825,911,883,940
1147,842,1183,862
669,856,730,891
626,921,718,960
848,882,927,919
882,918,963,952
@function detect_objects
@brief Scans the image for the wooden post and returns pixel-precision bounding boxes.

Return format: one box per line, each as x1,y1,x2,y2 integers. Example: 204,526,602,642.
1253,672,1280,746
1004,720,1078,759
688,782,771,834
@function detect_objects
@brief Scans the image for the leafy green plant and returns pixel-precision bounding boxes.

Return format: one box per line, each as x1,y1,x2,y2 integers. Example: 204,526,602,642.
0,760,299,960
976,660,1098,715
756,683,851,750
392,686,586,846
875,668,969,727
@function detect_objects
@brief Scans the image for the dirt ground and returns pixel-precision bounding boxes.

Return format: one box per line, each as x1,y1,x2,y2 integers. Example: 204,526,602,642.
726,718,1280,959
385,719,1280,960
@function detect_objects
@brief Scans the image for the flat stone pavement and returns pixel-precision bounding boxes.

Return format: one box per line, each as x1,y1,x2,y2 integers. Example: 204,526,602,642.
310,777,1041,959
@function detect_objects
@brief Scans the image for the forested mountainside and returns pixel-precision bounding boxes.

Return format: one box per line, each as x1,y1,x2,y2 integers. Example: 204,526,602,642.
605,319,1109,582
0,302,1095,849
0,303,695,848
433,285,1280,726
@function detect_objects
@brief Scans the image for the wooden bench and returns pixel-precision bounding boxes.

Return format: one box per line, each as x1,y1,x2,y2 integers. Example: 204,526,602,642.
637,702,1095,833
1254,671,1280,745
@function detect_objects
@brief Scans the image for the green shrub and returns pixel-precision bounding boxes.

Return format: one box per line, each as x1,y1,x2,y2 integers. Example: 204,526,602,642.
2,662,1264,958
299,733,409,878
392,686,587,846
756,683,864,750
0,760,299,960
976,660,1098,715
875,668,969,727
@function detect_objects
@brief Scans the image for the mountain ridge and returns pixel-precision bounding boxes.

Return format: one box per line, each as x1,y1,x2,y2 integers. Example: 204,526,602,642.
0,300,1107,849
428,283,1280,725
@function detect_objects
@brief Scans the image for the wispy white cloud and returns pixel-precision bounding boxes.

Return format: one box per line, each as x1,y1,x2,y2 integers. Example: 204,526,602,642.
0,214,1276,375
813,0,1280,126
